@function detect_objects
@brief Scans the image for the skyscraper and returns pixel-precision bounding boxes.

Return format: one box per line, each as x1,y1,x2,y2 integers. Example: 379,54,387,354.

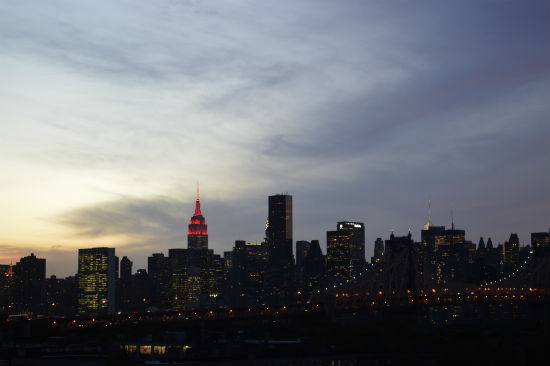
531,231,550,256
504,233,520,266
148,253,171,308
120,256,132,283
230,240,269,307
326,221,365,281
266,194,294,305
302,240,326,298
372,237,385,265
13,253,46,314
188,185,208,250
77,247,116,314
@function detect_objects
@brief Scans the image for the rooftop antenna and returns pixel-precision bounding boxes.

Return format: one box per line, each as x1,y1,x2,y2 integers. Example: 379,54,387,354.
451,206,455,231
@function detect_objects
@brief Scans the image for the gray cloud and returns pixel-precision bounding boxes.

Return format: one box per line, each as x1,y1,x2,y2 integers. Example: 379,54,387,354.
0,1,547,276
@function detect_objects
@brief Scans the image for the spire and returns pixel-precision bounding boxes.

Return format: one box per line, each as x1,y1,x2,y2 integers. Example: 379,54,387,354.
423,200,433,230
451,207,454,231
194,183,201,216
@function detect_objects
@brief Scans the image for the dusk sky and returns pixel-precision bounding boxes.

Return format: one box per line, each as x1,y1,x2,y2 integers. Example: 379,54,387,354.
1,0,548,277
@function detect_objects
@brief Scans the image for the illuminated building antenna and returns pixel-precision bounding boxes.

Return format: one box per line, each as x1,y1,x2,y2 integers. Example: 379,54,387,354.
423,200,433,230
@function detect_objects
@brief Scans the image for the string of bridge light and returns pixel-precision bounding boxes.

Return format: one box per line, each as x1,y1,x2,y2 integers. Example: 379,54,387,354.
316,266,374,294
480,250,533,288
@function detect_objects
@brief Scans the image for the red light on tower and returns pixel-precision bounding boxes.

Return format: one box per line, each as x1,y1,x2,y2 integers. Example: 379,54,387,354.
188,184,208,249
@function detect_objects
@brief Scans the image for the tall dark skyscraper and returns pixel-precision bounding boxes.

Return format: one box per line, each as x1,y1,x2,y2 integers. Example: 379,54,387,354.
77,247,116,314
148,253,171,308
327,221,365,281
188,185,208,250
372,237,385,264
265,194,294,305
13,253,46,313
504,233,520,266
120,256,132,283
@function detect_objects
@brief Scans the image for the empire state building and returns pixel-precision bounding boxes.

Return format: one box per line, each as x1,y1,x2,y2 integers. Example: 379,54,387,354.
188,186,208,249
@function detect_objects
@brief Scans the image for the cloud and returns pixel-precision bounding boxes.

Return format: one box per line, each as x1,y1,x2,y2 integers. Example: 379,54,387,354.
0,1,547,276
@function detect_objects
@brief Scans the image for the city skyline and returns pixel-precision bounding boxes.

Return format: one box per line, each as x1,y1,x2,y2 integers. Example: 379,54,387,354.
1,1,549,277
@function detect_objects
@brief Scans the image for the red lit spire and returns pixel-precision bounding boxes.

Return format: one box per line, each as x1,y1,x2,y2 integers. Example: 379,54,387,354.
194,182,201,216
188,183,207,236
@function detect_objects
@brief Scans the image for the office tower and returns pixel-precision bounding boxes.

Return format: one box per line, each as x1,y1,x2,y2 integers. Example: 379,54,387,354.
169,247,214,310
77,247,116,314
120,256,132,283
296,241,311,267
373,238,384,264
266,194,294,305
13,253,46,314
302,240,326,297
531,231,550,256
0,264,13,312
504,233,520,266
207,253,224,307
384,232,417,295
327,221,365,281
295,240,311,293
231,240,269,307
44,275,77,316
168,249,188,309
148,253,171,308
188,186,208,250
222,251,233,306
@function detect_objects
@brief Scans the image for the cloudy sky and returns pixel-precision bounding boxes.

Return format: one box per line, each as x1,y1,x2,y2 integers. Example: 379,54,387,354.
0,0,548,277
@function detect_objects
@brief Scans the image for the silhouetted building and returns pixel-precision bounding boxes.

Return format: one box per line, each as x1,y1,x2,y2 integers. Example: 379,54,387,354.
266,194,294,305
44,275,77,316
230,240,269,307
77,247,116,314
169,249,188,309
384,231,418,296
188,186,208,250
0,264,13,313
531,231,550,256
148,253,171,308
302,240,326,298
120,256,133,283
13,253,46,314
327,221,365,282
504,233,520,266
169,247,216,310
295,240,311,292
372,237,384,265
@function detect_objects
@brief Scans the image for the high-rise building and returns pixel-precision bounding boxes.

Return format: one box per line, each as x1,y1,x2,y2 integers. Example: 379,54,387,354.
0,263,14,313
384,232,418,296
188,185,208,250
295,240,311,293
531,231,550,256
13,253,46,314
148,253,171,308
327,221,365,281
169,249,188,309
77,247,116,314
120,256,132,283
266,194,294,305
372,238,384,265
503,233,520,266
296,241,311,268
230,240,269,307
302,240,326,298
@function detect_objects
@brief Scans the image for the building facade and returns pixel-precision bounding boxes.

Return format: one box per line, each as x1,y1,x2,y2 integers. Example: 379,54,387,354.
77,247,116,314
